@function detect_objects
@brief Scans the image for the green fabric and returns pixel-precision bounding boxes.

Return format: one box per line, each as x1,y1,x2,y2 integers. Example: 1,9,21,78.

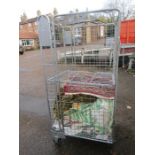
64,98,114,134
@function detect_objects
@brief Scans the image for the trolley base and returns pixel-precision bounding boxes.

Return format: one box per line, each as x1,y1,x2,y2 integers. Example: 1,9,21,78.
51,129,114,144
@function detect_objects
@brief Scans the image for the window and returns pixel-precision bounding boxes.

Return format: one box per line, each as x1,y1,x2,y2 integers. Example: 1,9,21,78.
106,25,115,37
22,40,25,46
22,40,33,46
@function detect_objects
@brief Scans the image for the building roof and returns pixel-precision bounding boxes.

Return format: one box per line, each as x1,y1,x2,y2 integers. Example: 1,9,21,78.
20,17,37,25
19,32,38,39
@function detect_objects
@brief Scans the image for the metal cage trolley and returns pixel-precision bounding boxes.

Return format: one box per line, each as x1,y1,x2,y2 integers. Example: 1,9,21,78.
38,9,120,144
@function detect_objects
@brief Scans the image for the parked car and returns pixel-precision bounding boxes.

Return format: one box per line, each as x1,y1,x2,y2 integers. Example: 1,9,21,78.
19,45,25,55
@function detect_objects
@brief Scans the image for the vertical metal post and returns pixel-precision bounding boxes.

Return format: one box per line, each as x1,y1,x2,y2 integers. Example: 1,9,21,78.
114,13,120,101
112,11,120,143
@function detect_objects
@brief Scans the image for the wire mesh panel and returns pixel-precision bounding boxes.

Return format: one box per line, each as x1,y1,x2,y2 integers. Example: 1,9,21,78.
38,9,120,144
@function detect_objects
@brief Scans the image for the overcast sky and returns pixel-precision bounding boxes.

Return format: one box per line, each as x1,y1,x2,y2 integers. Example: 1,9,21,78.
19,0,107,18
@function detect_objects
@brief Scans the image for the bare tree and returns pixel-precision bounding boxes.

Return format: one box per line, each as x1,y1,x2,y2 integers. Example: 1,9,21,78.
37,10,41,16
20,12,27,22
48,13,53,18
20,15,23,22
75,9,79,13
105,0,135,20
69,10,73,14
53,8,58,16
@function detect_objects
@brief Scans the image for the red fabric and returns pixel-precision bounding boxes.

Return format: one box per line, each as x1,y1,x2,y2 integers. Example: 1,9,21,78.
64,71,115,99
64,84,115,99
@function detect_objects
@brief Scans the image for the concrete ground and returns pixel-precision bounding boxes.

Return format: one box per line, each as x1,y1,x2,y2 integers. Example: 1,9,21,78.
19,49,135,155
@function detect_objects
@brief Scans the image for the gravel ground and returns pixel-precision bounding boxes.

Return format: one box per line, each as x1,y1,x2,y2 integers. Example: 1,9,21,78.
19,49,135,155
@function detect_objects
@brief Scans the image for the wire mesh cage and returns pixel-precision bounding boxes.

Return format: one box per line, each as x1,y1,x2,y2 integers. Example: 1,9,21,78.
38,9,120,144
